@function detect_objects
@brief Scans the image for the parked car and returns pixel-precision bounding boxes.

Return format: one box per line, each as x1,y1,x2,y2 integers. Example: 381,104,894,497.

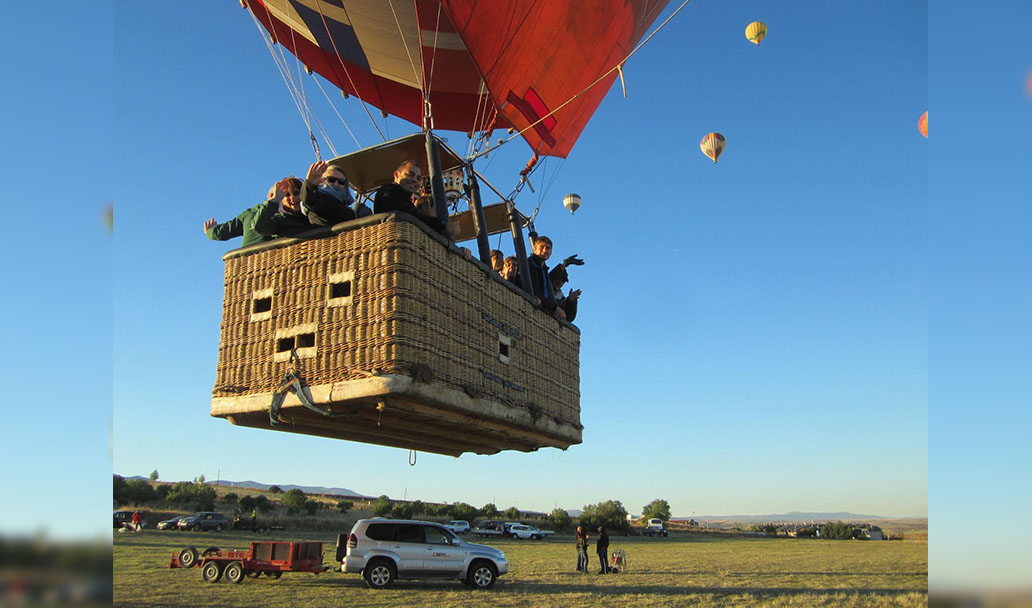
507,523,552,540
113,511,134,530
445,520,471,534
157,516,185,530
340,518,508,590
177,512,229,532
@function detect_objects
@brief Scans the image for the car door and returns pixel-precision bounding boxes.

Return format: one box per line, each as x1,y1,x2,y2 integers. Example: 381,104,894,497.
392,523,426,574
422,525,464,575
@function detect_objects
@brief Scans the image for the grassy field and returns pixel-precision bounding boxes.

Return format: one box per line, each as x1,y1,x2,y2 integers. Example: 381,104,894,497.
114,529,926,607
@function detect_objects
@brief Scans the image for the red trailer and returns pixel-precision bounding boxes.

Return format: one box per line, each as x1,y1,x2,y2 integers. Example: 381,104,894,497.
170,541,327,583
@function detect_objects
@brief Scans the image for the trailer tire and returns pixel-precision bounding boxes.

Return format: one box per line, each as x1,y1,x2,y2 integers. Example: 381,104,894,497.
224,561,244,584
202,561,223,583
178,547,198,568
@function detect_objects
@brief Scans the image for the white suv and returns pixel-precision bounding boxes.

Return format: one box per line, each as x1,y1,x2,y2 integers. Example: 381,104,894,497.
446,520,471,534
341,519,508,589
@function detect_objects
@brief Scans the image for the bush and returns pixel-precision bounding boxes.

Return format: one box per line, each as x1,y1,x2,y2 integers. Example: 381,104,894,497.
450,502,479,521
821,521,858,540
113,475,128,505
337,500,353,514
269,485,283,494
392,503,414,519
372,495,393,517
481,503,499,518
504,506,520,520
641,498,671,522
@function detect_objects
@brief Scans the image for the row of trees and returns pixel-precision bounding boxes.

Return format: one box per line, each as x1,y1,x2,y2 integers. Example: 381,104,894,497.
115,475,675,532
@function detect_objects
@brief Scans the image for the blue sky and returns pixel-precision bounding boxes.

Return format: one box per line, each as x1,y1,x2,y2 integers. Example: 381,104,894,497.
107,0,927,520
12,0,1031,593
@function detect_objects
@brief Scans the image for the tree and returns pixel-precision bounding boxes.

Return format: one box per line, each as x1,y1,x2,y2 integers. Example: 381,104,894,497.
821,521,858,540
450,502,479,521
195,474,206,484
239,495,256,513
641,498,671,522
303,500,320,516
113,475,128,505
268,485,283,494
372,495,393,517
410,500,424,515
149,469,159,482
125,479,155,504
254,495,273,514
392,503,414,519
504,506,520,520
481,503,499,518
549,508,572,532
223,492,239,503
579,500,629,531
282,489,308,514
337,500,354,514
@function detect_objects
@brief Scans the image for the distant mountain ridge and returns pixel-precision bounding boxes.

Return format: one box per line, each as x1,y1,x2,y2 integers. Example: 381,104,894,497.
123,476,372,499
672,511,888,523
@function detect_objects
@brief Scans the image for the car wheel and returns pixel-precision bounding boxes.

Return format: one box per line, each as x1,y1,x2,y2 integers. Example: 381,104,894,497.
362,559,396,589
467,560,498,590
178,547,198,568
223,561,244,584
532,534,542,540
193,524,202,532
511,533,519,540
202,561,223,583
202,547,220,557
215,524,224,532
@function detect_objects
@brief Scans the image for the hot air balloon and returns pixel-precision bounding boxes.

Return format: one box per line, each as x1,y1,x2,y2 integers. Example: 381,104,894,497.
700,132,726,163
563,193,582,214
745,21,767,46
918,111,928,138
208,0,671,457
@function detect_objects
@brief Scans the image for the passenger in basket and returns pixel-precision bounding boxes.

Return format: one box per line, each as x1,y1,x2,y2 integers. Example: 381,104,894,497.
575,525,590,573
375,160,471,259
549,265,581,323
374,160,449,234
301,161,357,226
203,180,286,247
596,526,611,574
253,177,314,239
490,249,504,273
500,255,521,287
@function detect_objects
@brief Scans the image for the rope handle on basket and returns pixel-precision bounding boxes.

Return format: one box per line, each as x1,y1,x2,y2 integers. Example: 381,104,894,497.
269,349,348,426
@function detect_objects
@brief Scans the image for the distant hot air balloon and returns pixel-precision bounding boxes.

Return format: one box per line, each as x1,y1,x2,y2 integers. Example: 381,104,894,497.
563,193,582,214
700,133,726,163
918,111,928,138
745,21,767,46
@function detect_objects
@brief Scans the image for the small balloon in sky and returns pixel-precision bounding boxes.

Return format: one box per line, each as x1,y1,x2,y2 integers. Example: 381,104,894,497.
562,193,581,215
918,111,928,138
700,132,726,163
1027,70,1032,99
745,21,767,46
103,203,113,232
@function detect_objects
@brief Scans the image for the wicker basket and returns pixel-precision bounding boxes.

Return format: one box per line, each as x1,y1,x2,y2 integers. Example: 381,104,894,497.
210,213,582,456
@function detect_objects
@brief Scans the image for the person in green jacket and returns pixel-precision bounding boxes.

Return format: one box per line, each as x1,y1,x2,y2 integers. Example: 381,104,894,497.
203,177,310,246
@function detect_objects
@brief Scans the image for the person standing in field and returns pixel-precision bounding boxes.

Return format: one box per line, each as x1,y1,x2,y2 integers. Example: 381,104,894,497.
575,525,590,573
130,510,142,533
596,526,610,573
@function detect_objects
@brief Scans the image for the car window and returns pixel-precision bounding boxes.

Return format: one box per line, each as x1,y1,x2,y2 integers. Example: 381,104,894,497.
424,526,453,545
365,523,394,541
395,524,424,544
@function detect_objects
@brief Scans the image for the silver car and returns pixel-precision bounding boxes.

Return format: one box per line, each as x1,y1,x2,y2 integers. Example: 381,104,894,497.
341,518,508,589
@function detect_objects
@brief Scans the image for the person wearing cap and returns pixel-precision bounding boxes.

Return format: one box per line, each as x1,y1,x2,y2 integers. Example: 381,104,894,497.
301,161,357,226
549,265,581,322
490,250,504,273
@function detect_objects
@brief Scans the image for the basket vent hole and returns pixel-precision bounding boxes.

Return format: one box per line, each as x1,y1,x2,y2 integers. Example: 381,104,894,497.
253,297,272,313
276,337,295,353
499,342,510,358
330,280,352,299
296,333,316,348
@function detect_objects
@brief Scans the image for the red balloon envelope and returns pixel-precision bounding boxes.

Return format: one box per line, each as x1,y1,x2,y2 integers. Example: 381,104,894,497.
918,111,928,138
